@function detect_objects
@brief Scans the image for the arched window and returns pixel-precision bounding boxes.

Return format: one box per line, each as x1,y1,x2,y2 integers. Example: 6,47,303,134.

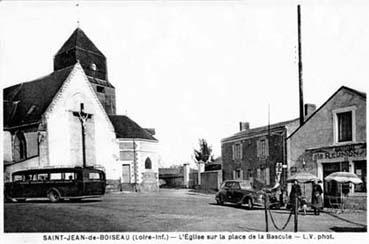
145,157,152,169
13,132,27,161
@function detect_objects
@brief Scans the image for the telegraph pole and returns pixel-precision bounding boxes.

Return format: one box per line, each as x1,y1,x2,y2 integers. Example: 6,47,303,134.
298,4,304,126
264,192,269,232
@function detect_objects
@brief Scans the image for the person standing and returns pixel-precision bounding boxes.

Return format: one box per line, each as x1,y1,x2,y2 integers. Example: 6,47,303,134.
289,180,302,213
311,179,323,215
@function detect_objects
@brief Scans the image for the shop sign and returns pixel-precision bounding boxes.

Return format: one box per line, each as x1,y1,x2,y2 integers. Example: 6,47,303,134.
312,144,366,161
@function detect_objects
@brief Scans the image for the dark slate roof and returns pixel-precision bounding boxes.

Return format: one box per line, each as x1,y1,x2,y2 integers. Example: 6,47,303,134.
109,115,158,141
222,118,299,143
55,28,105,57
3,66,74,128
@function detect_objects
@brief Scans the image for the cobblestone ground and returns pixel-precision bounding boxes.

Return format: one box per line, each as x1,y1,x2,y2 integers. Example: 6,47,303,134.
4,189,367,232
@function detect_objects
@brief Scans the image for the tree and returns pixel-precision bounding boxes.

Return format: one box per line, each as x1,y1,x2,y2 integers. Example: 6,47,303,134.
194,139,213,164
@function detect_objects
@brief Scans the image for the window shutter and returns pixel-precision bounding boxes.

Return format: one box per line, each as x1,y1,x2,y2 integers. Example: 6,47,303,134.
265,167,270,185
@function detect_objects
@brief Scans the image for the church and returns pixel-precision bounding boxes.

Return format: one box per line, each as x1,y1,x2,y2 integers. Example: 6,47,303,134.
3,28,159,192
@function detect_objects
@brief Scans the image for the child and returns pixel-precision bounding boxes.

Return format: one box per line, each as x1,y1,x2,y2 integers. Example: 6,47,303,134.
300,197,308,215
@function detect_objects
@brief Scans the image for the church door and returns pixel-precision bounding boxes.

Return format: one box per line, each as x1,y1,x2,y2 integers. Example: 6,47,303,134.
122,164,131,183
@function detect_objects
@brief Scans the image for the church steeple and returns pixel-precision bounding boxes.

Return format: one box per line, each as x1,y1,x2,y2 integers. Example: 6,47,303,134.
54,28,116,115
54,28,107,80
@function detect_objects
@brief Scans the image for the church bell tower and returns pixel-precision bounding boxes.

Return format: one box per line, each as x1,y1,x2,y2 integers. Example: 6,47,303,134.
54,28,116,115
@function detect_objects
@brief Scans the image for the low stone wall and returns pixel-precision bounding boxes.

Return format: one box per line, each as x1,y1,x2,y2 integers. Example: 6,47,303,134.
106,179,121,192
200,170,222,192
343,195,367,210
139,182,159,192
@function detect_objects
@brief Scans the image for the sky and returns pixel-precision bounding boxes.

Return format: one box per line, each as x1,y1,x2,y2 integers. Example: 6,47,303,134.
0,0,368,168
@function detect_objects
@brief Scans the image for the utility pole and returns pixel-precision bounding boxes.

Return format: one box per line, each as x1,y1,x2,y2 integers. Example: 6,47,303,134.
294,196,299,232
133,138,138,192
298,4,304,126
264,192,269,232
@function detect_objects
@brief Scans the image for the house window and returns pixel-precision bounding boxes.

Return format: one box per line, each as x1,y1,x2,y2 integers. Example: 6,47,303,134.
145,157,152,169
232,143,242,160
246,169,253,180
333,106,356,144
13,132,27,161
257,138,269,158
233,169,243,180
337,111,352,142
261,140,266,156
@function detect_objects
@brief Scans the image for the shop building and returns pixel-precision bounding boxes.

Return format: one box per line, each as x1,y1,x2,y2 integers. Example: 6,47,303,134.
287,86,366,209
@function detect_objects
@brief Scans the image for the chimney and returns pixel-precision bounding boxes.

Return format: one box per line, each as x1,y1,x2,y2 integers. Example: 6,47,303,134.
239,122,250,132
145,128,156,135
304,103,316,121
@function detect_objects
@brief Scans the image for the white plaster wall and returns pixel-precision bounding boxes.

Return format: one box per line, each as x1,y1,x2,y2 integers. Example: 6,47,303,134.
136,140,159,184
288,88,366,170
45,64,118,179
117,139,159,184
3,131,12,162
5,157,39,182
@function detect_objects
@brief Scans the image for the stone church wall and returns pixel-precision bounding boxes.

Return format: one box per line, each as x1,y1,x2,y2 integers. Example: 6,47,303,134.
44,65,119,179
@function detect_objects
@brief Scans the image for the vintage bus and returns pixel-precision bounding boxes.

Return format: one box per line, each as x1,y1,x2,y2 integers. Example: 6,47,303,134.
4,167,106,203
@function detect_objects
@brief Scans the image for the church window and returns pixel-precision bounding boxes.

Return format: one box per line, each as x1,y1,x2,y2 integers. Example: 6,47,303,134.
97,86,105,93
90,63,97,71
145,157,152,169
27,105,37,115
13,132,27,161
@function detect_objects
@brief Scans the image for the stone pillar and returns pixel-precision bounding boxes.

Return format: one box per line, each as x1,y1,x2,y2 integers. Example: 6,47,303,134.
183,163,190,188
38,131,49,167
198,161,205,185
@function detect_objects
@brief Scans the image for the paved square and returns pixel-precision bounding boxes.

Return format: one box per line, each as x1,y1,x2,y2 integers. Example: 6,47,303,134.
4,189,367,232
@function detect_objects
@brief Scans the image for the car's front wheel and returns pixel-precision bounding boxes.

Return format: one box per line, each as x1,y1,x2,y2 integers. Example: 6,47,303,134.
216,195,225,205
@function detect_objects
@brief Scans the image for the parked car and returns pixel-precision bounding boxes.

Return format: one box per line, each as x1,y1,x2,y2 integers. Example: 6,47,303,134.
215,180,281,209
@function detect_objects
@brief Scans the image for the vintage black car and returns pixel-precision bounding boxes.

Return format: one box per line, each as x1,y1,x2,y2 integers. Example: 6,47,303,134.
215,180,280,209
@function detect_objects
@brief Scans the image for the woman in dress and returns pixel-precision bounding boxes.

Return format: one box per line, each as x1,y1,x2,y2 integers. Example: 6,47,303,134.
311,179,323,215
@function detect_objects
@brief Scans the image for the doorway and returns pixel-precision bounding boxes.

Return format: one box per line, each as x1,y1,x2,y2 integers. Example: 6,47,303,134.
322,161,349,207
122,164,131,183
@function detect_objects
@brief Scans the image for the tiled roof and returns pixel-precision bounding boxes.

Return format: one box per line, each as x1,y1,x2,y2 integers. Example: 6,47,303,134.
222,118,299,142
3,66,74,129
87,76,114,88
55,28,104,57
109,115,157,141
